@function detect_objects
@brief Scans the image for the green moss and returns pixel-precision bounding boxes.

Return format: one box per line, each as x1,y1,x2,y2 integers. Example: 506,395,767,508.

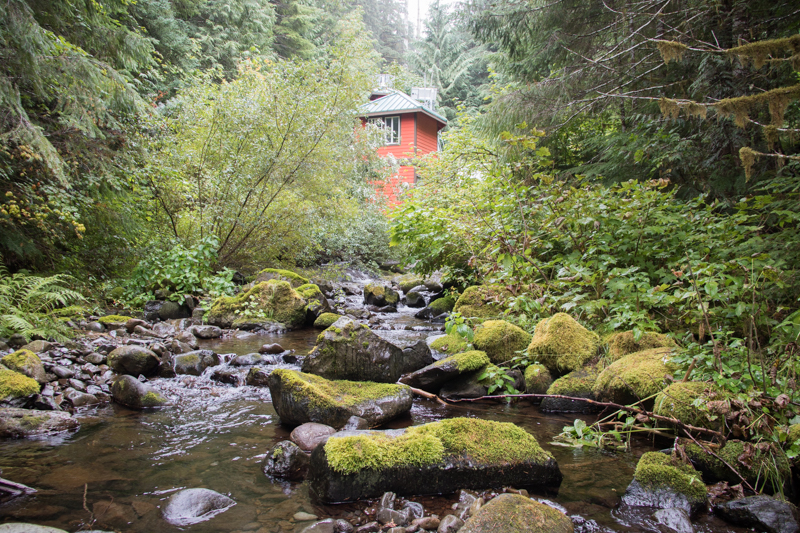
0,369,40,400
593,348,676,405
788,423,800,444
527,313,600,374
398,275,424,293
432,350,490,372
546,366,599,395
141,391,168,407
20,414,47,428
453,285,511,319
429,333,468,355
314,313,341,329
607,331,676,361
258,268,309,287
50,305,88,318
1,350,41,373
207,279,306,327
365,283,386,297
98,314,133,324
685,440,791,493
428,294,456,315
460,494,573,533
473,320,532,364
654,382,729,430
385,291,399,305
296,283,322,300
324,417,551,475
634,452,706,502
524,364,553,394
178,353,200,365
273,369,408,411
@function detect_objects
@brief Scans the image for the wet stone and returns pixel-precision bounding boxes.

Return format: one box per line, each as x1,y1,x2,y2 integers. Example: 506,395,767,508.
210,368,241,385
262,440,310,480
291,422,337,452
653,508,694,533
162,488,236,526
437,515,464,533
67,378,86,391
714,495,798,533
246,367,270,387
51,366,74,379
260,343,285,354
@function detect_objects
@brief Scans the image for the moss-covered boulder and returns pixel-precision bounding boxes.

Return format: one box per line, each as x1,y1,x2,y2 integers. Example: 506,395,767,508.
428,333,468,356
0,407,80,438
527,313,599,375
98,314,134,329
399,351,490,393
268,369,413,429
301,317,432,383
174,350,221,376
397,275,424,293
540,367,600,413
110,375,169,409
262,440,310,481
314,313,342,329
428,294,456,315
653,381,730,432
453,285,511,320
107,345,161,376
0,369,40,407
460,493,574,533
205,279,307,329
308,417,562,503
473,320,532,365
524,364,553,395
363,283,400,307
255,268,309,288
298,283,332,323
593,348,676,407
1,350,46,384
607,331,676,361
622,452,707,515
684,440,791,494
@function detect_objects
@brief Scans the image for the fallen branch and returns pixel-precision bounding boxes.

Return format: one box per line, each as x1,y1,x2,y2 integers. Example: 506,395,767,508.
0,477,36,498
679,433,755,493
409,387,448,406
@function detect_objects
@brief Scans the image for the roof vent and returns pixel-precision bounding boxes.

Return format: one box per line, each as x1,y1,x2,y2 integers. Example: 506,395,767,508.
411,87,437,110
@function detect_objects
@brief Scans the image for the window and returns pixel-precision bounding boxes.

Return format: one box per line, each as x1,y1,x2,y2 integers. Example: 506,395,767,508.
369,116,400,145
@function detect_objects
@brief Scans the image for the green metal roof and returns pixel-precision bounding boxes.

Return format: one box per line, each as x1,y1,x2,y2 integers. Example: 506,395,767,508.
360,91,447,125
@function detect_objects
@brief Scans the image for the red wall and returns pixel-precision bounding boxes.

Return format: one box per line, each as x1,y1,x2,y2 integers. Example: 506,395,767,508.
376,114,417,160
416,113,439,155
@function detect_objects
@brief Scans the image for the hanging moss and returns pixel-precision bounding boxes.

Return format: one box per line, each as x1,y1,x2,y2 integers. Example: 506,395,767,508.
764,125,780,151
727,34,800,70
739,146,758,181
715,84,800,128
659,98,681,120
655,40,688,64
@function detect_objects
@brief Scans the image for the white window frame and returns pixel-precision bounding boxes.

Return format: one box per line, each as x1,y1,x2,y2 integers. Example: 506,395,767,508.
369,116,401,145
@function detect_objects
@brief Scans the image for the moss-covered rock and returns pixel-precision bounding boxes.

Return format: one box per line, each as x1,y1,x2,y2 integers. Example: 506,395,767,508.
363,283,400,307
107,345,161,376
50,305,88,319
0,407,80,438
527,313,599,375
397,275,424,293
607,331,676,361
205,279,307,329
0,369,40,406
98,314,134,328
428,294,456,315
653,381,730,431
111,375,169,409
255,268,309,287
174,350,221,376
524,364,553,395
453,285,511,320
313,313,342,329
541,367,600,413
268,369,413,428
684,440,791,494
473,320,532,365
1,350,46,383
429,333,468,356
460,493,574,533
298,283,332,323
399,350,491,393
308,417,562,502
622,452,707,515
593,348,676,407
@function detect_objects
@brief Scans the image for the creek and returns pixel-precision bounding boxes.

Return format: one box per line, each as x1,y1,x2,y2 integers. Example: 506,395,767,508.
0,288,749,533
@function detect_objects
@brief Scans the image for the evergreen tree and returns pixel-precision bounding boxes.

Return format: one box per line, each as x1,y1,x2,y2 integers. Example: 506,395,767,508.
353,0,409,64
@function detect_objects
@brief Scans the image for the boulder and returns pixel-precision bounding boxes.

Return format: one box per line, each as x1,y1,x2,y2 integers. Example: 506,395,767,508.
162,488,236,526
607,331,676,361
363,283,400,308
142,301,192,322
404,290,426,308
111,375,169,409
231,353,276,366
97,314,133,329
540,367,600,413
621,452,707,515
245,367,270,386
301,317,432,383
397,275,424,293
473,320,532,365
593,348,676,407
174,350,221,376
527,313,599,375
259,343,284,354
399,351,490,393
308,418,562,503
0,407,79,438
262,440,311,480
438,515,465,533
268,369,413,429
653,508,694,533
427,333,468,357
175,331,199,349
314,313,342,329
1,350,46,383
107,346,161,376
459,494,573,533
297,284,332,323
205,280,307,329
714,495,798,533
0,369,40,407
291,422,337,452
439,372,489,400
683,440,790,494
190,325,223,339
19,340,51,353
653,382,730,432
428,294,456,316
255,268,309,288
452,285,512,320
524,364,553,395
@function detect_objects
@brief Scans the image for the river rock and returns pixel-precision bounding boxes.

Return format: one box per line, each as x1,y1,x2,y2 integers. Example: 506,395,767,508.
438,514,465,533
399,351,490,393
152,322,176,337
0,407,79,438
107,346,161,376
64,389,100,407
473,320,532,365
162,488,236,526
308,418,562,503
524,364,553,395
527,313,599,375
245,367,270,386
593,348,676,408
173,350,221,376
259,343,285,355
205,280,307,329
291,422,337,452
20,340,52,353
269,369,413,429
0,369,40,407
540,367,600,413
1,350,47,384
653,508,694,533
0,525,69,533
124,318,150,333
210,368,240,385
439,372,488,400
111,375,169,409
404,290,425,308
231,353,275,366
190,325,223,339
713,495,798,533
363,283,400,307
621,452,706,515
459,494,573,533
302,317,432,383
147,300,192,321
262,440,310,480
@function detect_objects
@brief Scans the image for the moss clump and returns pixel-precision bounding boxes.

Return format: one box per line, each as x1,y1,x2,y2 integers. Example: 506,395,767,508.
313,313,341,329
460,494,573,533
428,294,456,315
324,417,551,475
206,279,306,328
257,268,309,288
429,333,468,355
0,369,40,401
593,348,676,406
607,331,676,361
527,313,599,374
436,350,490,372
653,381,729,431
634,452,706,502
546,366,599,396
684,440,790,493
2,350,41,373
141,391,168,407
296,283,323,300
473,320,532,365
98,314,133,325
524,364,553,394
453,285,511,320
397,276,424,293
50,305,88,318
272,369,408,411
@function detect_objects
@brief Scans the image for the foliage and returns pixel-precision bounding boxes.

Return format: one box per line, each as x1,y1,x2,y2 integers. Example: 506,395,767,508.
444,312,474,345
476,364,518,395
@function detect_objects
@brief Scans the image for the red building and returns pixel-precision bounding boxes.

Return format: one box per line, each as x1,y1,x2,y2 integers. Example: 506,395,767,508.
359,88,447,206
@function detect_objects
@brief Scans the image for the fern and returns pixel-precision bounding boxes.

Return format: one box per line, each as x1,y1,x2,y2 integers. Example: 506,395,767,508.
0,266,86,343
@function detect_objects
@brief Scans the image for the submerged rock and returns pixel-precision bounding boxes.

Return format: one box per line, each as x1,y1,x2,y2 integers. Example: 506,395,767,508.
460,494,573,533
174,350,221,376
527,313,599,375
653,508,694,533
162,488,236,526
268,369,413,429
621,452,707,515
107,346,161,377
713,495,798,533
262,440,310,480
0,407,79,438
0,525,69,533
302,317,432,383
1,350,46,383
308,418,562,503
398,351,490,393
593,348,676,407
111,375,169,409
473,320,532,365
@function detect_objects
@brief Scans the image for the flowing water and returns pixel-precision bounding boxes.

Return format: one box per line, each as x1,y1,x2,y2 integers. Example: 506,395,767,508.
0,303,750,532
